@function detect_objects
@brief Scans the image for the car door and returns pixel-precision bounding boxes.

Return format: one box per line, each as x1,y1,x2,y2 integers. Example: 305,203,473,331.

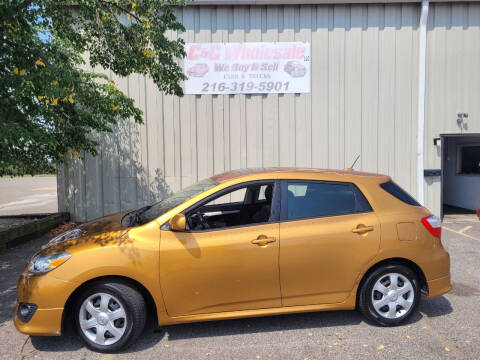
279,180,380,306
159,181,281,317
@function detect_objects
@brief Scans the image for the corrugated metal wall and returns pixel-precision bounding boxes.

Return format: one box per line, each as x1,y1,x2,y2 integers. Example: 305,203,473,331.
58,2,480,222
424,2,480,216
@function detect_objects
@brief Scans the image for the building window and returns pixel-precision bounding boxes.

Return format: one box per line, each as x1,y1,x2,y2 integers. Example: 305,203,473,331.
457,144,480,175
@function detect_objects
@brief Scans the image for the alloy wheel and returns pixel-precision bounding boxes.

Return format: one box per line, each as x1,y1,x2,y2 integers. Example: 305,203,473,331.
371,272,415,319
79,293,127,346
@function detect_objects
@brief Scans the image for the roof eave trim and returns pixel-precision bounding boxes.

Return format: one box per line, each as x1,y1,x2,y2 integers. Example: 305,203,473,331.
191,0,480,5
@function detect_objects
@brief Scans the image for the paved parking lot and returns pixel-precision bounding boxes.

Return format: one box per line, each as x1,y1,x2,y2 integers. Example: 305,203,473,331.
0,176,57,215
1,219,479,360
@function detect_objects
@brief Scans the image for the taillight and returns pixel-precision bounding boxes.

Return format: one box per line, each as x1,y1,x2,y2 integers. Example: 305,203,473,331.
421,215,442,238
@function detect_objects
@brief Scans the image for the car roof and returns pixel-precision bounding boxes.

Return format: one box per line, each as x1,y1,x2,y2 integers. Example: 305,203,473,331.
211,167,390,184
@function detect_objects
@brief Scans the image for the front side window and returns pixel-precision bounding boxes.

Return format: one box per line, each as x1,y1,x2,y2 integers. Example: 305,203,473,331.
286,181,370,221
186,182,276,231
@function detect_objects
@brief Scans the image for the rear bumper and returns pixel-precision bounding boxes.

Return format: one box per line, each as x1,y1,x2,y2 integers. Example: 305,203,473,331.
427,274,452,299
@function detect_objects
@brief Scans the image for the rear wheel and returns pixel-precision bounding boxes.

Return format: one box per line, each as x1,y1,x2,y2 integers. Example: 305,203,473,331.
74,281,146,353
358,264,420,326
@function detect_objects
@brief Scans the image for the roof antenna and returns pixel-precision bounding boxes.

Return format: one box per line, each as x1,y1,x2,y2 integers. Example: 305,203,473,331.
345,154,360,171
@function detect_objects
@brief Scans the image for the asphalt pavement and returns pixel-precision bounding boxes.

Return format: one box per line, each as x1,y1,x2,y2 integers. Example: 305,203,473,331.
0,176,57,215
0,218,479,360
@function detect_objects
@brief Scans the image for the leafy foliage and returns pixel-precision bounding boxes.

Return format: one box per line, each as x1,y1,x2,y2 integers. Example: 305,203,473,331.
0,0,186,176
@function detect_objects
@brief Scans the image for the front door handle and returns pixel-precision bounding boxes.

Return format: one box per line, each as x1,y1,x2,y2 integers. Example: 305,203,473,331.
352,225,374,234
251,235,276,246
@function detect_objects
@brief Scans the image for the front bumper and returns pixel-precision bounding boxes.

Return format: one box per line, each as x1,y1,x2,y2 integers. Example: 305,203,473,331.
427,273,452,299
14,307,64,336
13,273,78,336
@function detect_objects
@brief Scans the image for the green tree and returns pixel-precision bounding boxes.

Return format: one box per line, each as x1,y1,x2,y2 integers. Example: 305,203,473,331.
0,0,186,176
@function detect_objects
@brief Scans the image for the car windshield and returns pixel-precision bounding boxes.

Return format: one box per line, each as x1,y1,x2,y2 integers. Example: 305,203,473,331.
139,178,219,224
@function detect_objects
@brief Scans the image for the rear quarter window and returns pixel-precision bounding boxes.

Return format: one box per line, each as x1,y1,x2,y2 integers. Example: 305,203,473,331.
380,181,420,206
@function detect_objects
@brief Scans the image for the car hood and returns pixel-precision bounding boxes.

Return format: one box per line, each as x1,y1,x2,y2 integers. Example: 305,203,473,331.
41,210,135,254
78,211,127,236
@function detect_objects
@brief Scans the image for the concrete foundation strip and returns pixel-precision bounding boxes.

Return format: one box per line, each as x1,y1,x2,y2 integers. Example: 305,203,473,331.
0,212,70,252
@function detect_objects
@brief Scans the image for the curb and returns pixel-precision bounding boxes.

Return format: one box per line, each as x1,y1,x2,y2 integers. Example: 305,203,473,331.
0,212,70,251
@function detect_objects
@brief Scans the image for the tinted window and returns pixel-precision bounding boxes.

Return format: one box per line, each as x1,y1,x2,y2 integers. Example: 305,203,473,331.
187,182,276,231
258,184,269,200
287,182,368,220
459,145,480,174
380,181,420,206
352,185,373,213
212,187,246,205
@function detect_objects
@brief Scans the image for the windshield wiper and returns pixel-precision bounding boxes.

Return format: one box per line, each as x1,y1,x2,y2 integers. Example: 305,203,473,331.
134,205,151,225
121,205,152,228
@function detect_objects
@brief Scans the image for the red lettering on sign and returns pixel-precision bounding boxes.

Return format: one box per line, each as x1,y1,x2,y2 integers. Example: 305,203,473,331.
296,46,305,59
209,45,221,60
189,43,307,61
188,45,201,60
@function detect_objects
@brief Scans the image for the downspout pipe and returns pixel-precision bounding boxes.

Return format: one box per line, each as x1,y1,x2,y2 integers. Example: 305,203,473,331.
417,0,429,205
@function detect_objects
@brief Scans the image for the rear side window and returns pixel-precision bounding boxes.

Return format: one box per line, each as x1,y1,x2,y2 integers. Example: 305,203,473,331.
380,181,420,206
286,181,372,221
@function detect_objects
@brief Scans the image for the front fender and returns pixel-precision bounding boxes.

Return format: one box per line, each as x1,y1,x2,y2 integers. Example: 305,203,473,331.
46,225,167,326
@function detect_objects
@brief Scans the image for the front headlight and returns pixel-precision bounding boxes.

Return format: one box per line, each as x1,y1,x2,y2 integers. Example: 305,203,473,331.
27,252,72,275
42,228,85,249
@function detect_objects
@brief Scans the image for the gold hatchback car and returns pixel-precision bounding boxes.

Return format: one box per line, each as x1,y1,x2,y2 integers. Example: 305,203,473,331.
14,168,451,352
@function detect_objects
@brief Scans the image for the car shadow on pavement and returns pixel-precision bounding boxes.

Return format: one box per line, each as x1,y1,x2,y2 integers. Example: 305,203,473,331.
163,310,363,342
30,311,364,353
160,295,453,342
30,317,163,354
30,334,83,352
419,295,454,318
27,296,453,354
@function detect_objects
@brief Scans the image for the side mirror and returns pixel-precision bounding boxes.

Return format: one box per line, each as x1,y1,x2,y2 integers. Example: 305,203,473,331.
169,214,186,231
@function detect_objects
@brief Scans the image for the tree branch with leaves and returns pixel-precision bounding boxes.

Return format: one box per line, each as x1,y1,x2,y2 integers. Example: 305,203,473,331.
0,0,186,176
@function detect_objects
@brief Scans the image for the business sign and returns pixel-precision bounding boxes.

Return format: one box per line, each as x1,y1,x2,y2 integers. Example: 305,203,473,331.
184,42,310,95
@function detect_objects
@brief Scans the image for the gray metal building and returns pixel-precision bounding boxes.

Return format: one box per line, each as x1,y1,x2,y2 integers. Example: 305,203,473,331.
58,0,480,222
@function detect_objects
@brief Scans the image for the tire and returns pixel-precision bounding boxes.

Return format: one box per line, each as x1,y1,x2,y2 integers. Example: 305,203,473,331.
74,281,147,353
358,264,421,326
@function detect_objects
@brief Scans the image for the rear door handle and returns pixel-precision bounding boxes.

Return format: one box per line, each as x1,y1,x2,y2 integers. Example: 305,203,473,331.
352,225,374,234
251,235,276,246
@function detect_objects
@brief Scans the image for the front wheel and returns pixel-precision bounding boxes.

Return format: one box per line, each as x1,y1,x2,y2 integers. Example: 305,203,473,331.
358,264,421,326
74,281,146,353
